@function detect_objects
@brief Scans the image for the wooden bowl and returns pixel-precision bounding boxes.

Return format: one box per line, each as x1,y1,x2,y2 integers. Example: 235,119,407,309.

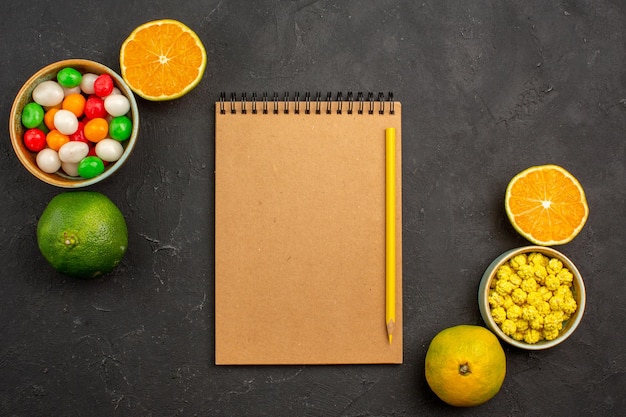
9,59,139,187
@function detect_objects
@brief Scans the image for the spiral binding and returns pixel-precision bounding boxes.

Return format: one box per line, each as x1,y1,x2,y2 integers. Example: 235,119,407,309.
219,91,395,115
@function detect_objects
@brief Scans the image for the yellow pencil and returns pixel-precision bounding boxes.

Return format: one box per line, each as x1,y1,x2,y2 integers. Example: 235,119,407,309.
385,127,396,344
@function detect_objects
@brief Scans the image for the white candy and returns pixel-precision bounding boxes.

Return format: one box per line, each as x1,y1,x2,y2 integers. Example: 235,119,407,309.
104,94,130,117
95,138,124,162
32,80,64,107
61,162,80,177
63,85,82,96
80,73,98,95
58,141,89,163
36,148,61,173
53,109,79,135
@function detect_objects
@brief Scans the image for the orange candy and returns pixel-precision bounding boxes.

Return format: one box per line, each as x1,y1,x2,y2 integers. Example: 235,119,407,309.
62,93,86,117
44,108,60,131
46,130,70,151
83,118,109,142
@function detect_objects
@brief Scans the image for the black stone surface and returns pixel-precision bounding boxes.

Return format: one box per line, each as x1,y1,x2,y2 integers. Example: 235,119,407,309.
1,1,625,416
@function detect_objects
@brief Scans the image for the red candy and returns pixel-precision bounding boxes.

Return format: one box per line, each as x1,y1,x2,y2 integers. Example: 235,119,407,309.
93,74,114,97
69,120,89,144
87,145,109,165
23,128,47,152
84,96,107,119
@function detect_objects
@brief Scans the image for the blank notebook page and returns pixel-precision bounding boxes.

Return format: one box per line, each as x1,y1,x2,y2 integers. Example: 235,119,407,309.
214,96,402,365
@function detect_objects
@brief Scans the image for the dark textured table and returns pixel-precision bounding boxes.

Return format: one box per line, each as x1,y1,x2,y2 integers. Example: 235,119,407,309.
2,1,625,416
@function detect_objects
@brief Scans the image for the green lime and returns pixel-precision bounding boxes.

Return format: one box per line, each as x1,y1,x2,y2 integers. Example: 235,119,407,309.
37,191,128,279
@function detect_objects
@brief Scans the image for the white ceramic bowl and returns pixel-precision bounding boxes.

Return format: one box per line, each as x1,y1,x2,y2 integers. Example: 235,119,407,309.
9,59,139,187
478,246,586,350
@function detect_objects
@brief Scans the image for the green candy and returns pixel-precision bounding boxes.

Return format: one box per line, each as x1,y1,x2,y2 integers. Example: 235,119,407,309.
108,116,132,141
37,121,50,134
78,156,105,179
21,102,45,129
57,67,82,88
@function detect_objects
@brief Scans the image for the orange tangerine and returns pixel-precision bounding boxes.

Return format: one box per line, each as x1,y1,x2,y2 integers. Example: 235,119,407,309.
425,325,506,407
84,118,109,142
46,129,70,151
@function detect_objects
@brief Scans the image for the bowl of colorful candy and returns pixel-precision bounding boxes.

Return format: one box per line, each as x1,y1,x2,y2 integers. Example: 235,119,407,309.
478,246,586,350
9,59,139,187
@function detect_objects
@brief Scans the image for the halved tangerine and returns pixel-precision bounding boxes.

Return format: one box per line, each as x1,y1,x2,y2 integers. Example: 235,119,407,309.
505,164,589,246
120,19,207,101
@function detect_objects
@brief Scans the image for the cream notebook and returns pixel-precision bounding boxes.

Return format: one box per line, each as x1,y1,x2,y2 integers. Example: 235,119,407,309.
215,92,402,365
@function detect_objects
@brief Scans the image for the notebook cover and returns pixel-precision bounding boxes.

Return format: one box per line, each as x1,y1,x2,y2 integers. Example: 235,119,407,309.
214,99,402,365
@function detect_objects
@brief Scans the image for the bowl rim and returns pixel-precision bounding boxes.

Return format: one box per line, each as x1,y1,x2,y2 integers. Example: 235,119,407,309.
9,58,139,188
478,245,586,350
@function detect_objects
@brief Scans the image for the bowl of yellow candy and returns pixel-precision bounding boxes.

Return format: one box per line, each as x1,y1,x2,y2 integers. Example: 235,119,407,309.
478,246,586,350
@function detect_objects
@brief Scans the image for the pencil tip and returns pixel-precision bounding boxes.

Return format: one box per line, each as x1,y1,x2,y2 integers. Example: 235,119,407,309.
388,334,393,344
